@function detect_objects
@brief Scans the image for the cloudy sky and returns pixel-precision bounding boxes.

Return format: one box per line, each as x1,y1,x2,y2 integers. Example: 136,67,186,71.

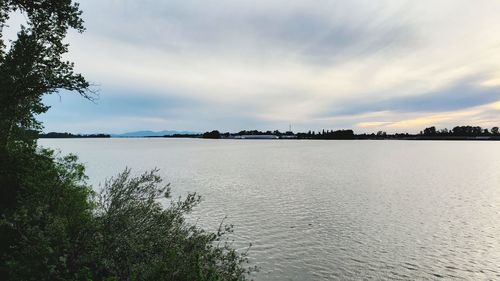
16,1,500,133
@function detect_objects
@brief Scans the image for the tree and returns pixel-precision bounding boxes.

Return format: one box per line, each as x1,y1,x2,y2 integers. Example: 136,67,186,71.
0,0,93,228
0,1,253,280
0,0,96,233
0,0,93,151
492,127,499,135
0,2,96,279
203,130,221,139
423,126,437,136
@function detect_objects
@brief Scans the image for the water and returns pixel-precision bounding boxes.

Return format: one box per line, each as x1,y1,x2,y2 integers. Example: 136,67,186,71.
39,138,500,280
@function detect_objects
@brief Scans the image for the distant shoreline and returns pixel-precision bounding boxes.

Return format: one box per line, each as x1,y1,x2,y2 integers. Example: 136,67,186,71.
38,135,500,141
39,125,500,141
38,132,111,139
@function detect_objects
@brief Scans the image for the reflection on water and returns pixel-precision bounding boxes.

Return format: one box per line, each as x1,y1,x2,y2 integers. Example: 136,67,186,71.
40,138,500,280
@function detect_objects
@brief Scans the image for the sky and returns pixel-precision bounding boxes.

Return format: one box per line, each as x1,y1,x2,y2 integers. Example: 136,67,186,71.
8,0,500,133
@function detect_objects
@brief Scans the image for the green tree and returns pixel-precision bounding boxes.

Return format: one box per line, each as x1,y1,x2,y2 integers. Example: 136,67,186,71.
0,0,92,150
0,2,96,272
0,0,93,213
0,1,253,280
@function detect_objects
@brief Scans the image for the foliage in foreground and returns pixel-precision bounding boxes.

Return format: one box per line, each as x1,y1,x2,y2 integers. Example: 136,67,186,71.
93,168,252,281
0,148,95,280
0,148,253,281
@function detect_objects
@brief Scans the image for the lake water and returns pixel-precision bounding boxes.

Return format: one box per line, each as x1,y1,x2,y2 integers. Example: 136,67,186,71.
39,138,500,280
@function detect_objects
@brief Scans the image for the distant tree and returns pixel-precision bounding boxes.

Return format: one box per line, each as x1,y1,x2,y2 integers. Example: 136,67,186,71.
38,132,111,138
323,129,354,140
423,126,437,136
473,126,482,136
452,126,483,136
492,127,499,135
376,131,386,138
452,126,462,136
202,130,221,139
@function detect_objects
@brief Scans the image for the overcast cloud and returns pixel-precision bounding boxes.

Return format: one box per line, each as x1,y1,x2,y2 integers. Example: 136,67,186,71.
24,0,500,133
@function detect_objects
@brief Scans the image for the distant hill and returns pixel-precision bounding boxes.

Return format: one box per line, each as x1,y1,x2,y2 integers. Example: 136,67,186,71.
111,130,199,137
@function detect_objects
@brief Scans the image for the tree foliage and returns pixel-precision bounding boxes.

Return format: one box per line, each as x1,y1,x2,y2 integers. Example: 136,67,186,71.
0,0,92,149
91,169,252,281
0,1,252,280
0,149,95,280
1,0,93,241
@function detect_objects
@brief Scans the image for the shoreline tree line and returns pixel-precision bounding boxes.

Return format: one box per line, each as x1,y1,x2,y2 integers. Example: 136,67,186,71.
198,126,500,140
40,125,500,140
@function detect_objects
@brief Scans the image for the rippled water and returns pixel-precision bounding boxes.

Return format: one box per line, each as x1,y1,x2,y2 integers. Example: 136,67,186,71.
39,138,500,280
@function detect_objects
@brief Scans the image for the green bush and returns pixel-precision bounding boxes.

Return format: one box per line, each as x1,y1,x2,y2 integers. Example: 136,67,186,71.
0,148,95,280
1,149,254,280
91,168,253,281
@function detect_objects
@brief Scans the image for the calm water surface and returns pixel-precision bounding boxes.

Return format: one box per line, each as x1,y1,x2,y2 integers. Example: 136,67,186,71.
39,138,500,280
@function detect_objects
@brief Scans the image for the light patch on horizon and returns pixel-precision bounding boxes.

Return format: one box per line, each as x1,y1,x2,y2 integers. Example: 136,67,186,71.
28,0,500,133
357,122,393,128
353,101,500,132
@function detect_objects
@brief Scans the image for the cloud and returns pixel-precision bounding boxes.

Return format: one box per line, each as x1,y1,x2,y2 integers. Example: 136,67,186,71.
321,77,500,117
353,101,500,132
27,0,500,132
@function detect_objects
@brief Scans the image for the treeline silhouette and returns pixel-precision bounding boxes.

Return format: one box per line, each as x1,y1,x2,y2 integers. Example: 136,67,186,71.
420,126,499,137
39,132,111,138
44,125,500,140
190,125,500,140
297,129,354,139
